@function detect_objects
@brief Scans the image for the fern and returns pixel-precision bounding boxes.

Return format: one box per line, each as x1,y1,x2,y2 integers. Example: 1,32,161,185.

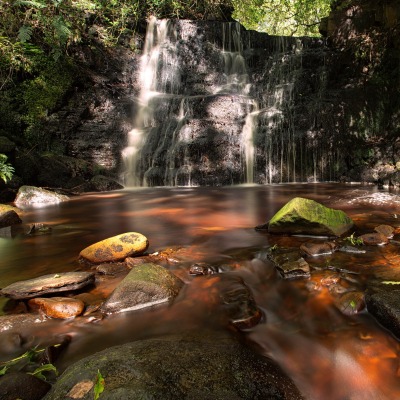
14,0,46,9
17,25,33,43
52,16,72,44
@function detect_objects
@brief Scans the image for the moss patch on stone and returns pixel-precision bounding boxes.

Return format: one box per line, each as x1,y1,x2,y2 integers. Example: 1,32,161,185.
268,197,354,237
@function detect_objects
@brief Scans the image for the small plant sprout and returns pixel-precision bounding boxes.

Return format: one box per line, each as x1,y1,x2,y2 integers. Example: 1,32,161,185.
345,233,363,246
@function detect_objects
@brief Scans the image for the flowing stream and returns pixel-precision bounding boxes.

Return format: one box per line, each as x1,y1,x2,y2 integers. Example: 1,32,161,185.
1,184,400,399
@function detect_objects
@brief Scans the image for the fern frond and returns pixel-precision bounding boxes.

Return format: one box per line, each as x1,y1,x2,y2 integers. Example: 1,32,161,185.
52,16,72,44
13,0,46,9
17,25,33,43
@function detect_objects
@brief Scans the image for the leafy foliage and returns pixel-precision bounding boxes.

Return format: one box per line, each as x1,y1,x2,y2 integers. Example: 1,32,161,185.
94,369,105,400
232,0,332,36
0,154,14,183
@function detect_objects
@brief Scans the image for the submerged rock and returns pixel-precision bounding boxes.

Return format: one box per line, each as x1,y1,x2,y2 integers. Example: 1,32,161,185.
0,271,95,300
189,262,218,275
0,313,47,333
267,197,354,237
334,291,365,316
28,297,85,319
15,186,69,207
79,232,149,264
43,332,304,400
267,249,311,279
374,224,395,238
100,263,184,314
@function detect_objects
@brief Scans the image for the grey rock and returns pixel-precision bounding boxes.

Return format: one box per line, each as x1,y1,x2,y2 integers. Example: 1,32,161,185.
15,186,69,207
0,271,95,300
0,313,47,333
100,263,184,314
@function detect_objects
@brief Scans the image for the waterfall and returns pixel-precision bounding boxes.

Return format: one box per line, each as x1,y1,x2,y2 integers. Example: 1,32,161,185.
122,19,328,187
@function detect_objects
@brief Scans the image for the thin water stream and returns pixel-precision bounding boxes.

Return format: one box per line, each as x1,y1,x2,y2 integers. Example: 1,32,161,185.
1,184,400,399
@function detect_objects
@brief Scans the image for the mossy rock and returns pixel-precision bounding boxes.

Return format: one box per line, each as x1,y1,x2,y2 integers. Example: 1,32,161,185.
79,232,149,264
100,262,184,314
268,197,354,237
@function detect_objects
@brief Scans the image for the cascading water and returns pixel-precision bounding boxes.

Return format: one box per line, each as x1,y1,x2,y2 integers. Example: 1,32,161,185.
122,19,330,187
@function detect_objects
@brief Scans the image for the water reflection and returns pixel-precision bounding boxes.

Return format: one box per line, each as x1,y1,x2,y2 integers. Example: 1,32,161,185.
1,183,400,399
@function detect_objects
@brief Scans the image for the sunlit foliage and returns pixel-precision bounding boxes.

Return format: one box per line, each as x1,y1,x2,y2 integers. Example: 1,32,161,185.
232,0,332,36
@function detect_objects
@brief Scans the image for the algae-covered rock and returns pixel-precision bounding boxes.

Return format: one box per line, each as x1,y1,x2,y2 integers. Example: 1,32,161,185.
43,332,304,400
100,263,184,314
268,197,354,237
79,232,149,264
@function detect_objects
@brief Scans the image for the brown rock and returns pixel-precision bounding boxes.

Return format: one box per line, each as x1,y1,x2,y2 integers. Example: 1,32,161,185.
0,313,47,333
79,232,149,264
360,232,389,245
0,210,22,228
300,241,336,257
334,291,365,316
374,224,395,238
28,297,85,319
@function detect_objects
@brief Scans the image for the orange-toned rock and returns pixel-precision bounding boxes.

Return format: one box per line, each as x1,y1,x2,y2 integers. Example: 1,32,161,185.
28,297,85,319
79,232,149,264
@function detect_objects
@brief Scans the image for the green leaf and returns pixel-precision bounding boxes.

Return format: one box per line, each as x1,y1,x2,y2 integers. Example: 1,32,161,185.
29,363,58,381
14,0,46,8
0,366,8,376
94,369,105,400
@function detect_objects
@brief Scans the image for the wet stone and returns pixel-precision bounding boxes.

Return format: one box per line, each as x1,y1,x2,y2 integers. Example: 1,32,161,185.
28,297,85,319
360,232,389,246
189,262,218,275
374,224,395,238
0,271,95,300
276,258,311,280
96,262,129,275
338,245,366,254
79,232,149,264
100,263,184,315
300,241,336,257
15,185,69,207
0,210,22,228
27,223,52,235
0,313,47,333
334,291,365,316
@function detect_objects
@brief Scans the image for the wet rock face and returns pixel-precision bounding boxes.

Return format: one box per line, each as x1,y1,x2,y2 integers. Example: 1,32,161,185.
267,197,354,237
28,297,85,319
0,209,22,228
43,333,304,400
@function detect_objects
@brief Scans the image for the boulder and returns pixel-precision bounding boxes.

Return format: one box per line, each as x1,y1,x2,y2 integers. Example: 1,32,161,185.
365,286,400,338
43,332,304,400
0,271,95,300
0,209,22,228
15,186,69,207
79,232,149,264
100,263,184,314
89,175,124,191
267,197,354,237
28,297,85,319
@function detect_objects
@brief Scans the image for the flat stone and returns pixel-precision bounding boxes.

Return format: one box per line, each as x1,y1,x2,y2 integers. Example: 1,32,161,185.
15,185,69,207
268,197,354,237
79,232,149,264
100,263,184,314
300,241,336,257
334,291,365,316
28,297,85,319
360,232,389,245
96,262,129,275
276,258,311,280
43,332,304,400
0,271,95,300
338,245,366,254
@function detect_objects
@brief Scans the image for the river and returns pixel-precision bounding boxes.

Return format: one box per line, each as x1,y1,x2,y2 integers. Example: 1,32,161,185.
1,183,400,399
